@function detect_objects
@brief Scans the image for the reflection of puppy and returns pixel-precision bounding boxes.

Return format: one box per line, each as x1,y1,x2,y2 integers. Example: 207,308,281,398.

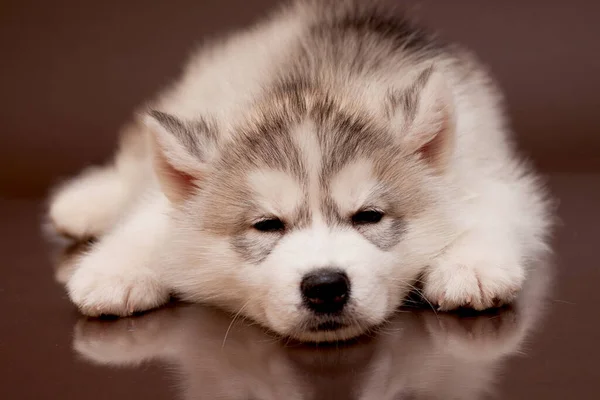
47,0,552,342
73,259,551,400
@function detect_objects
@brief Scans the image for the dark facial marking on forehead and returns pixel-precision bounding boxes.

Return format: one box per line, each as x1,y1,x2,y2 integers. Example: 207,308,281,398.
224,95,308,182
294,195,312,229
228,75,394,189
316,120,398,227
323,130,384,181
312,100,395,192
242,121,305,179
320,194,344,226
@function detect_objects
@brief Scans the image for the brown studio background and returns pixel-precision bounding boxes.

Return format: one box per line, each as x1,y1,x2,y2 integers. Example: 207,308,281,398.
1,0,599,198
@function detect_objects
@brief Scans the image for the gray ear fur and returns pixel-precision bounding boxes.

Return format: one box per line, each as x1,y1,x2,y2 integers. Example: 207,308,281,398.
144,110,217,202
387,66,455,169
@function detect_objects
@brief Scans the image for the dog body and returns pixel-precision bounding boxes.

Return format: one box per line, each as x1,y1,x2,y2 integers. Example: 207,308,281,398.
48,0,551,342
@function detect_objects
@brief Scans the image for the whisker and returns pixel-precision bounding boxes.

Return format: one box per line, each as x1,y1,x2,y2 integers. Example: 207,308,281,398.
388,277,440,320
221,300,251,349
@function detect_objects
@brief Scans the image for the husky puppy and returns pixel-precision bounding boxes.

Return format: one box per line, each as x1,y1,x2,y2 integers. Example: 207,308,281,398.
47,0,552,342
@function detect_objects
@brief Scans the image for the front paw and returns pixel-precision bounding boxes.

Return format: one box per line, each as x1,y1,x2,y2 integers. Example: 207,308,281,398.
66,252,169,317
423,243,525,311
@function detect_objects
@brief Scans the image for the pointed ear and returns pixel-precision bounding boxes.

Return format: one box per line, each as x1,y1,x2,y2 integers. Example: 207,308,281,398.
387,66,455,170
143,110,216,203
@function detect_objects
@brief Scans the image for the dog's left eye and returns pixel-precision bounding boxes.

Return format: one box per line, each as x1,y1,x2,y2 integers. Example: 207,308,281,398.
253,218,285,233
351,209,384,225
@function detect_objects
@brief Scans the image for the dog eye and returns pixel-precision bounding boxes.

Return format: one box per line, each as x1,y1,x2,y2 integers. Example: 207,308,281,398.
352,209,384,225
253,218,285,232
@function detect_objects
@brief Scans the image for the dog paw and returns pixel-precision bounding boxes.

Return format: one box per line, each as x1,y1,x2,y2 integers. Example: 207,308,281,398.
423,242,525,311
66,252,169,317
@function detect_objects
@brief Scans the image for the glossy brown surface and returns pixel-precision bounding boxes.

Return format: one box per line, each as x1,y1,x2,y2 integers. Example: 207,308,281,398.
1,1,600,399
0,174,599,399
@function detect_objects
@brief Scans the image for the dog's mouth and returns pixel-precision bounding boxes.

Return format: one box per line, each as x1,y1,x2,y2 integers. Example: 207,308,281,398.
291,316,370,343
308,320,348,332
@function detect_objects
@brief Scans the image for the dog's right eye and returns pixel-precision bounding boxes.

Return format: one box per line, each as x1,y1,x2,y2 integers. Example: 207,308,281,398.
253,218,285,233
351,209,384,225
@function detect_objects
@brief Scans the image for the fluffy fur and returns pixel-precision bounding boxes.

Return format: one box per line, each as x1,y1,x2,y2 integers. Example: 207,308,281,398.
47,0,552,342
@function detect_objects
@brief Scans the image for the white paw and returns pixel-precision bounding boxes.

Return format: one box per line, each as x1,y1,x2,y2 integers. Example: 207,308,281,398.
423,242,525,311
67,251,169,317
48,167,128,239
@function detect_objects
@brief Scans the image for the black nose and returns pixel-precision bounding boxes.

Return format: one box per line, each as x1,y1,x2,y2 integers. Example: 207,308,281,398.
300,269,350,314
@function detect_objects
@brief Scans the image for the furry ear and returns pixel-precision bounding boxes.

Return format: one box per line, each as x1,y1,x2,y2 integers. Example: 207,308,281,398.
387,66,455,170
144,110,216,203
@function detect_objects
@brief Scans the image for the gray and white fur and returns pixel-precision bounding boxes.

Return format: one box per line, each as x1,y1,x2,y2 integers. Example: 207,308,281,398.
47,0,552,342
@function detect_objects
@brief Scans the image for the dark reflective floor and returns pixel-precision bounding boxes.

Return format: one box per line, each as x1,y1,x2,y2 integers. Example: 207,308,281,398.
1,173,599,399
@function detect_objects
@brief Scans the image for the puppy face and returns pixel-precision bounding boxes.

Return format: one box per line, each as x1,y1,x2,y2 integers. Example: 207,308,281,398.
149,71,457,341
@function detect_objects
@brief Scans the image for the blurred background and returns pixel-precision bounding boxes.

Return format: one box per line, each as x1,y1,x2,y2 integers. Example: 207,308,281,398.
1,0,599,198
